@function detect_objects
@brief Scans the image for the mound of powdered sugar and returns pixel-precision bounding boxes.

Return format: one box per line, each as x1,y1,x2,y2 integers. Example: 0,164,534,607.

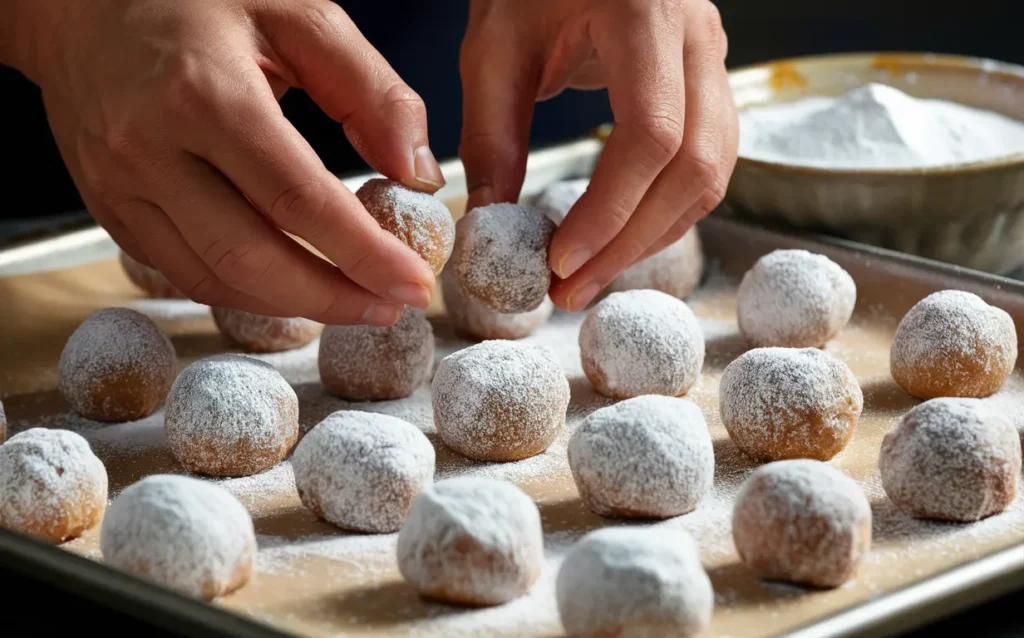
356,178,455,274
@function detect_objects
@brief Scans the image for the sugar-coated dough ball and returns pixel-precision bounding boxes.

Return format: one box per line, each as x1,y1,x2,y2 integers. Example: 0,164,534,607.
433,340,569,461
0,429,107,543
568,396,714,519
212,307,321,353
0,400,6,444
890,290,1017,399
720,347,863,462
58,307,177,422
535,178,589,224
879,398,1021,521
606,229,705,301
292,411,435,533
441,267,553,341
737,249,856,348
453,203,555,313
101,475,256,600
165,354,298,477
556,527,713,638
580,290,705,399
732,459,871,588
355,178,455,274
119,251,185,299
397,477,544,606
319,308,434,400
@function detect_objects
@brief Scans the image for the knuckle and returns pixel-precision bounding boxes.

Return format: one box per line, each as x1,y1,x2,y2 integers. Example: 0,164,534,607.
270,181,330,236
185,275,227,306
687,154,728,211
340,245,376,283
204,237,271,288
701,4,728,58
158,53,217,120
383,83,427,122
296,2,344,41
636,114,684,165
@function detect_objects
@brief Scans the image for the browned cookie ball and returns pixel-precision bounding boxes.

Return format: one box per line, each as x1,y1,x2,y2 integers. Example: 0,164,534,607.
356,178,455,274
212,307,321,353
58,308,177,422
119,251,185,299
440,267,553,341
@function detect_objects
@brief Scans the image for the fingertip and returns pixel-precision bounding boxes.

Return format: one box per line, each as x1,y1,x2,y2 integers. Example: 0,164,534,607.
408,145,445,193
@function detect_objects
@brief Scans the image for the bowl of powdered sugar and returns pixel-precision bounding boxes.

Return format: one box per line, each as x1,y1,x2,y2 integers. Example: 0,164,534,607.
725,52,1024,275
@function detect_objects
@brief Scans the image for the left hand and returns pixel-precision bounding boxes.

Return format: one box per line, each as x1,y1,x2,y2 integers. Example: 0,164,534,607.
459,0,738,310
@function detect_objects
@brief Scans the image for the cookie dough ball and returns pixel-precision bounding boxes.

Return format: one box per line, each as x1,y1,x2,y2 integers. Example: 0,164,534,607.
101,475,256,600
556,527,713,638
535,178,589,224
452,203,555,313
397,477,544,606
580,290,705,399
355,178,455,274
879,398,1021,521
319,308,434,400
433,340,569,461
0,400,6,444
212,307,321,353
606,229,705,301
119,251,185,298
721,348,863,462
0,429,107,543
441,267,553,341
568,396,714,518
58,307,177,422
733,459,872,588
292,411,435,533
165,354,298,477
890,290,1017,399
737,249,856,348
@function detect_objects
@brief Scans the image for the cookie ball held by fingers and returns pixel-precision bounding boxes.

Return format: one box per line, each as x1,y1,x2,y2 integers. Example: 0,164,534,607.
355,178,455,274
606,228,705,301
164,355,298,477
0,429,108,543
441,267,553,341
119,250,186,299
397,477,544,606
432,340,570,461
568,396,714,519
556,528,714,638
58,308,177,422
212,307,321,353
101,475,256,600
890,290,1017,399
580,290,705,399
720,348,863,462
879,398,1021,521
732,460,872,588
318,308,434,400
453,203,556,313
292,411,435,533
737,249,856,348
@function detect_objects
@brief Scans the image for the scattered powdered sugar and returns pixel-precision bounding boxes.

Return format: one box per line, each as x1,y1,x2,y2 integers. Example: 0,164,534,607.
533,178,589,224
440,267,554,341
214,462,297,516
737,249,856,348
739,82,1024,169
356,178,456,274
254,531,398,578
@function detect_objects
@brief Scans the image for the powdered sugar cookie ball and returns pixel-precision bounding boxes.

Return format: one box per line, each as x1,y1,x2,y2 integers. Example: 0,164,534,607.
606,229,705,301
732,460,871,588
433,340,569,461
165,354,298,477
292,411,435,533
397,477,544,606
890,290,1017,399
737,249,856,348
319,308,434,400
212,307,321,353
580,290,705,399
879,398,1021,521
356,178,455,274
58,307,177,422
441,267,553,341
119,251,185,299
452,203,556,313
721,348,863,462
101,475,256,600
535,178,589,224
568,396,714,519
0,429,107,543
556,527,713,638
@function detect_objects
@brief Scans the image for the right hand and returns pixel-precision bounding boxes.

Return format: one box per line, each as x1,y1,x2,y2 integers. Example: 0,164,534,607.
8,0,445,325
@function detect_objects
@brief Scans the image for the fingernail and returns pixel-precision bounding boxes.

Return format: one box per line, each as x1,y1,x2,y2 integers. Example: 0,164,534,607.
555,247,593,279
413,146,445,191
361,303,403,326
388,282,432,307
568,282,602,311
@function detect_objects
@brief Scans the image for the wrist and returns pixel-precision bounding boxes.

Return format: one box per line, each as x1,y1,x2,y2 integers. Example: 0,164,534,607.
0,1,64,82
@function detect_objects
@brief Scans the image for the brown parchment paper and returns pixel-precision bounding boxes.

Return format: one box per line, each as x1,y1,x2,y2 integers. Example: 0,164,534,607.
0,212,1022,638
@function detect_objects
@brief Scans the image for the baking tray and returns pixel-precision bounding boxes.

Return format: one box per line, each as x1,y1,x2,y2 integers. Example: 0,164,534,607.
0,139,1022,638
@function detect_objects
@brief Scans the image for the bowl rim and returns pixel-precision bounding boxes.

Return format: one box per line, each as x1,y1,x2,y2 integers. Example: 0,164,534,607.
728,51,1024,177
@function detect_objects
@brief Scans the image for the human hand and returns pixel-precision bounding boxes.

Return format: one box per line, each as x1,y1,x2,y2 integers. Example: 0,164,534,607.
459,0,738,311
5,0,446,325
